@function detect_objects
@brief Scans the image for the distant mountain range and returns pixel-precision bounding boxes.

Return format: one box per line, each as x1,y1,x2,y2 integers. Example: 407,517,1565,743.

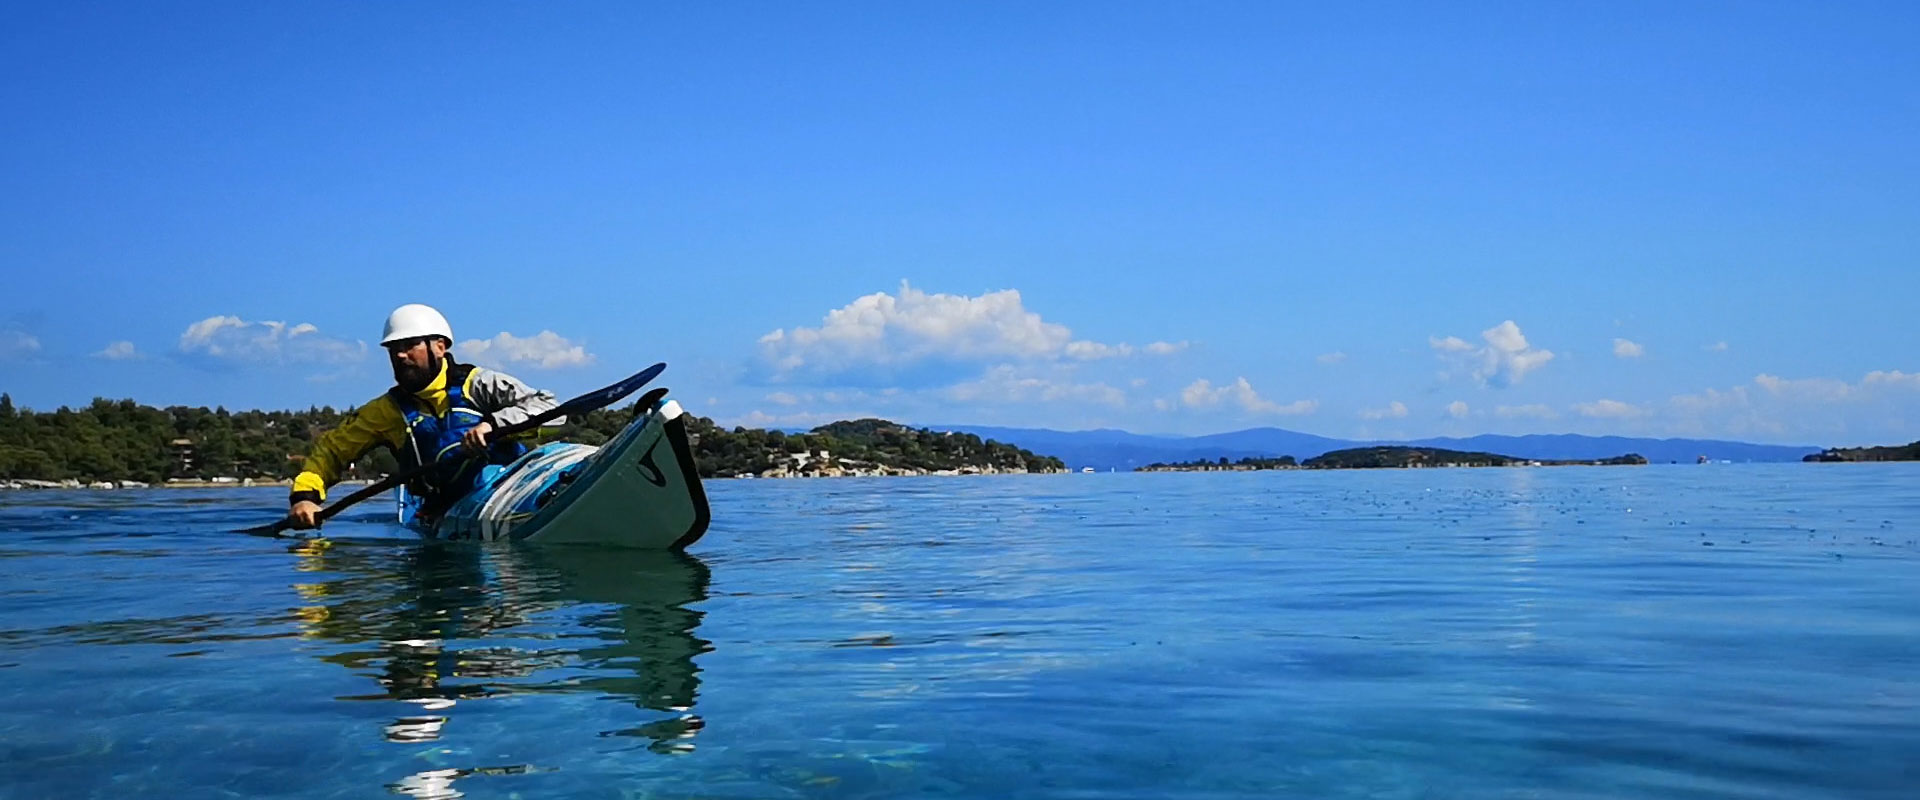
930,425,1822,471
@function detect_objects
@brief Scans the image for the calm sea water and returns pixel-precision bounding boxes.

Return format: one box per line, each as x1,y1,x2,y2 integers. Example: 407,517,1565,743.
1,464,1917,799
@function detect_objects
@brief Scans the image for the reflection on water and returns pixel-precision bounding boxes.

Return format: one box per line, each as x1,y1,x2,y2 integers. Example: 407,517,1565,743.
385,764,541,800
285,540,711,796
292,541,710,736
0,509,716,799
6,467,1920,799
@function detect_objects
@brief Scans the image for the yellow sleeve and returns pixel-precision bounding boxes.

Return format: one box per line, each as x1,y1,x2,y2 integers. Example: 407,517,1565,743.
290,397,407,502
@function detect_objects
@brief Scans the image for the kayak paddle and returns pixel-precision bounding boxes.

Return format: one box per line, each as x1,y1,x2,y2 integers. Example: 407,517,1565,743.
235,362,667,538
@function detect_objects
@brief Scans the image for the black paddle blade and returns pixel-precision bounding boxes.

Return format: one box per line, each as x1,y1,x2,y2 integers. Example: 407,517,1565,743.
631,386,671,417
234,520,317,538
554,362,667,418
234,521,286,537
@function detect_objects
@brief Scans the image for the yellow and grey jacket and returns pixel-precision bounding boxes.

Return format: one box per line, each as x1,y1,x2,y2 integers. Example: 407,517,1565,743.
289,360,561,504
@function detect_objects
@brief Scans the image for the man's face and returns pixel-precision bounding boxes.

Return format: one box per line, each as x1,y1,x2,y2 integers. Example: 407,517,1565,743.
387,337,447,390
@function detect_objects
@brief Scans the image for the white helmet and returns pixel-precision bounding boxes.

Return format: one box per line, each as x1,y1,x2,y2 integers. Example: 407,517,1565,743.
381,304,453,345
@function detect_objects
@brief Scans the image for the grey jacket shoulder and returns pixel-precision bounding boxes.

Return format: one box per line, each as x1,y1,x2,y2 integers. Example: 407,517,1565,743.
467,367,563,428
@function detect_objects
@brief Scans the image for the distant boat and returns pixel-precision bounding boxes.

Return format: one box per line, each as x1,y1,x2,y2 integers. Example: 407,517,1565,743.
1080,467,1095,473
1697,455,1709,464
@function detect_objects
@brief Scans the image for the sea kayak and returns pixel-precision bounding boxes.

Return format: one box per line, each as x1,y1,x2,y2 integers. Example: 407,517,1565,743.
402,389,710,550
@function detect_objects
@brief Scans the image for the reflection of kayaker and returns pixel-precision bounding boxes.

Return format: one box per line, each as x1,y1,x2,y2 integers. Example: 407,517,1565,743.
291,542,712,757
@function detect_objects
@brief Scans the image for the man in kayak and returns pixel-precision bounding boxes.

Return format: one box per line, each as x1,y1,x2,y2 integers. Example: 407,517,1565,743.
284,304,562,529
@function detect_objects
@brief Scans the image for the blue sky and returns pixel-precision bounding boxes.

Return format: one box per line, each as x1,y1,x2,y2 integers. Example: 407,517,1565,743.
3,2,1916,446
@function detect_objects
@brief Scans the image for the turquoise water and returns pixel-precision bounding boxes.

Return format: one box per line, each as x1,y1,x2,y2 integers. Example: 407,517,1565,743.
2,464,1917,799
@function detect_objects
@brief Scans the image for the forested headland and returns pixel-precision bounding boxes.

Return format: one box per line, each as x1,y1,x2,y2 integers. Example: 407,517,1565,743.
1803,441,1920,462
1135,447,1648,471
1138,456,1298,471
1303,447,1648,469
678,417,1066,477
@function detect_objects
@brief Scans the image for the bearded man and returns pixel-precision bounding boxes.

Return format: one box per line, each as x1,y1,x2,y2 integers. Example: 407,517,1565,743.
285,304,560,529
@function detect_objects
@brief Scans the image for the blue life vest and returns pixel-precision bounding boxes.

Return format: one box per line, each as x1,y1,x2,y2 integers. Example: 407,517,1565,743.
388,362,528,514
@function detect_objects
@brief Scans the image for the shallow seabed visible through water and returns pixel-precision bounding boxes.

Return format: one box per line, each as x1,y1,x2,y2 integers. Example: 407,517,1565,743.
1,462,1917,799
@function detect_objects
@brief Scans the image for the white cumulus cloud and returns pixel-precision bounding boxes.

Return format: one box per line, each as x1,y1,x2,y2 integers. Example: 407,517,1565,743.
1670,386,1750,411
1360,401,1409,420
1065,341,1134,360
1446,400,1469,419
1575,399,1648,419
178,316,365,365
1863,370,1920,390
458,331,595,370
1666,370,1920,440
944,365,1127,407
1753,373,1853,402
1495,404,1558,420
1431,321,1554,387
1613,338,1645,358
0,330,42,361
1177,378,1316,416
94,341,140,360
760,281,1163,379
